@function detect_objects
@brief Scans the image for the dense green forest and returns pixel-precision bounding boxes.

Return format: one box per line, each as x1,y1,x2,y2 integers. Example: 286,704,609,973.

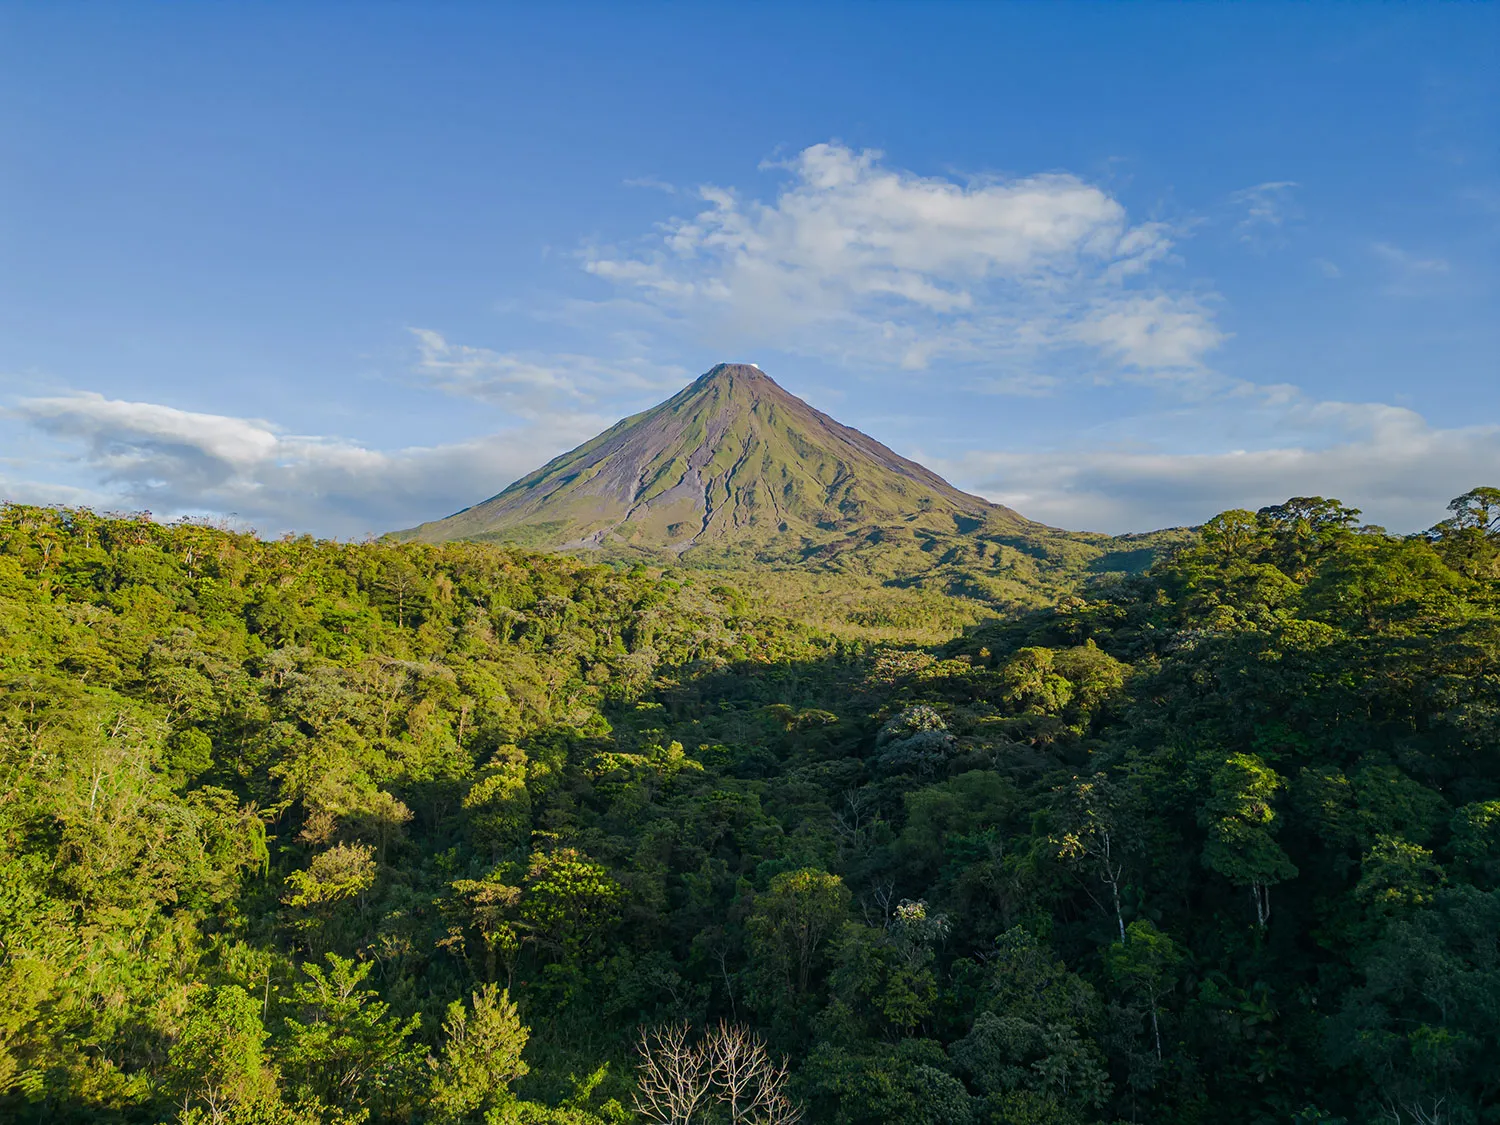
1,491,1498,1124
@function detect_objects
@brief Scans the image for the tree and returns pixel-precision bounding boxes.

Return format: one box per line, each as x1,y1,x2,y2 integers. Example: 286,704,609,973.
519,847,623,961
633,1022,801,1125
168,986,278,1125
873,705,956,775
1359,834,1445,903
1053,774,1133,941
1428,486,1500,577
1000,647,1074,716
429,984,530,1122
1450,800,1500,888
803,1039,974,1125
279,954,422,1119
1442,486,1500,534
1106,920,1183,1062
1327,887,1500,1123
706,1022,800,1124
633,1022,710,1125
282,844,376,911
282,843,377,953
372,556,432,630
1199,753,1297,928
1198,509,1265,560
447,875,524,987
1257,496,1362,578
948,928,1110,1119
747,869,850,1003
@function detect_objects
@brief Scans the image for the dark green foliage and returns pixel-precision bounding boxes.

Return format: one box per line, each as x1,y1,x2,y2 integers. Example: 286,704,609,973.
1,492,1498,1122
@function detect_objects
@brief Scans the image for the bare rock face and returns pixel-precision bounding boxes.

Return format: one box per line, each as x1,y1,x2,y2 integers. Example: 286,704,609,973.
399,363,1034,560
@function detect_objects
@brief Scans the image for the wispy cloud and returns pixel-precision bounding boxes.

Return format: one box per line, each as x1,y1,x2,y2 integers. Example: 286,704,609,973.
408,329,684,414
622,175,679,194
1371,241,1453,298
584,143,1222,374
972,372,1060,398
1372,241,1450,274
1226,181,1300,247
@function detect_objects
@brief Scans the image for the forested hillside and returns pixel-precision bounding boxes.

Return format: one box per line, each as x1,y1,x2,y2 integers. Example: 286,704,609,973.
1,492,1498,1124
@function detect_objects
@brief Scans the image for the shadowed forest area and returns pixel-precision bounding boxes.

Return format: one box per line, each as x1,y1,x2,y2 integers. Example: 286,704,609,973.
1,492,1498,1124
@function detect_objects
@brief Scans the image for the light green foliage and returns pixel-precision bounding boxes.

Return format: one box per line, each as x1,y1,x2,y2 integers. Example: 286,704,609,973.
1427,485,1500,578
1000,647,1074,716
827,901,948,1036
167,985,279,1122
1450,799,1500,887
1106,920,1183,1061
519,848,623,960
430,984,529,1122
1354,835,1445,912
280,954,423,1118
284,844,378,909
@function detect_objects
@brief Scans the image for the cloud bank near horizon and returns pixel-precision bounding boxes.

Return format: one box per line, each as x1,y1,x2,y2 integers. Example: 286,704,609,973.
5,389,607,538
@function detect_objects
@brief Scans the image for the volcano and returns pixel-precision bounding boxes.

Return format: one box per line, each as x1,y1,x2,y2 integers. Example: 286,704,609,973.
397,363,1182,594
398,363,1036,555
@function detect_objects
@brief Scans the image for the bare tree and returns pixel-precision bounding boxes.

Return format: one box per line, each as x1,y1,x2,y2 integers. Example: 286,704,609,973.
858,877,897,930
706,1021,801,1125
634,1022,711,1124
636,1021,801,1125
832,788,877,861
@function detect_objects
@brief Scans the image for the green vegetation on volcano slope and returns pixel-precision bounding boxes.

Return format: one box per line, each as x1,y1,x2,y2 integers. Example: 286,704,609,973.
2,488,1498,1124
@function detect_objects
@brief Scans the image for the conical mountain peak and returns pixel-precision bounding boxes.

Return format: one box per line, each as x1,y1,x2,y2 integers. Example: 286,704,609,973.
400,363,1031,560
699,361,771,384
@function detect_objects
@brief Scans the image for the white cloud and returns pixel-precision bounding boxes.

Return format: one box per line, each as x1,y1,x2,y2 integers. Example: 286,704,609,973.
585,143,1221,374
7,391,608,537
0,471,112,512
622,175,680,195
936,395,1500,534
1073,294,1226,371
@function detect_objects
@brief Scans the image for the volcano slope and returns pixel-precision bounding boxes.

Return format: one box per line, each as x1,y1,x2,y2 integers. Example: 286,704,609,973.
397,363,1187,616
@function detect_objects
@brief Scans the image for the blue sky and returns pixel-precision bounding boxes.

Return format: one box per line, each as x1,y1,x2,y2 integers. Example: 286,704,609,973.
1,3,1496,536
